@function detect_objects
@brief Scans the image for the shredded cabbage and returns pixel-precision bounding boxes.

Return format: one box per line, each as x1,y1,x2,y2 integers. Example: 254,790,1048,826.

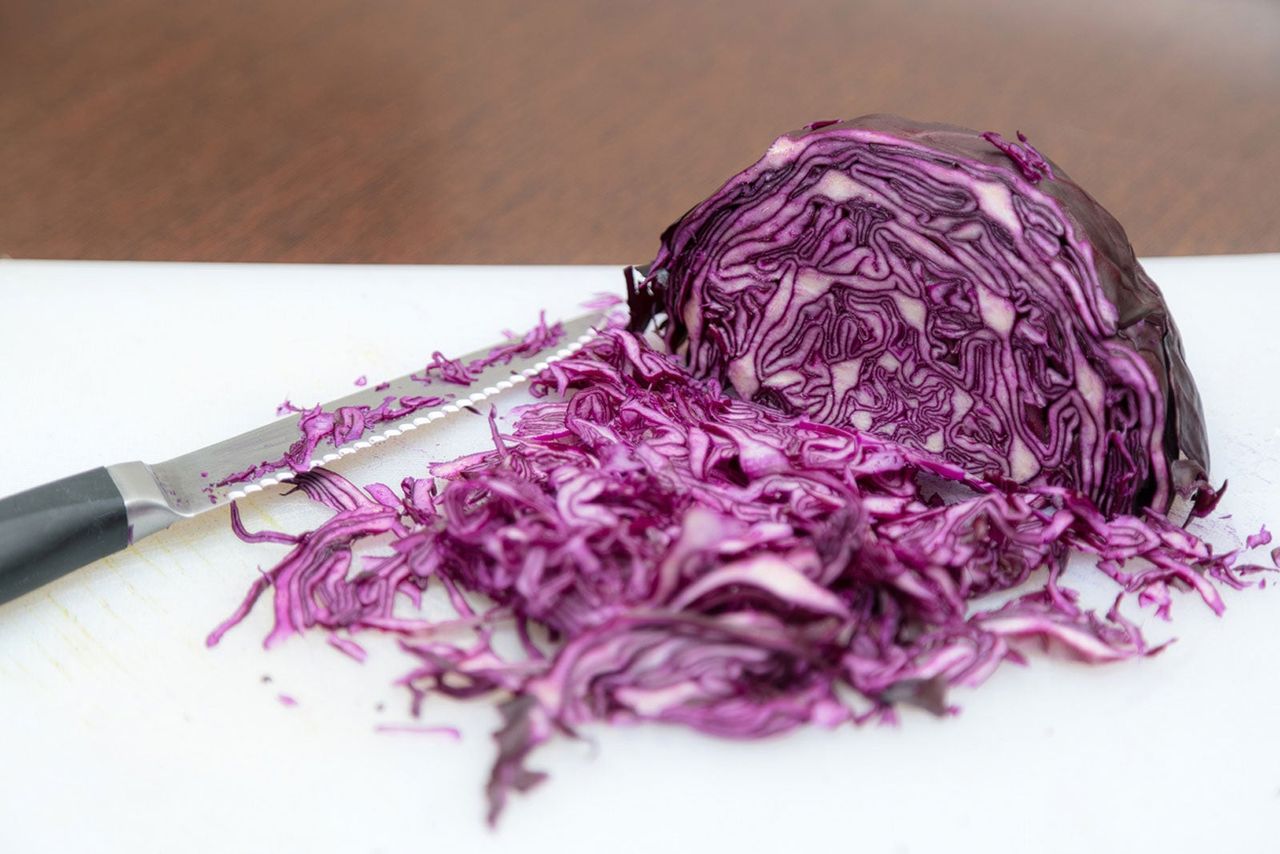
211,326,1266,822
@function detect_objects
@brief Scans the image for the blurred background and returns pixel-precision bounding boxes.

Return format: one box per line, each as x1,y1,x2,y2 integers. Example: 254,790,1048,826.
1,0,1276,264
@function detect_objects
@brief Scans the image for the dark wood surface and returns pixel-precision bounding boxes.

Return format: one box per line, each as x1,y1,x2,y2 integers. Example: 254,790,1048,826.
2,0,1277,264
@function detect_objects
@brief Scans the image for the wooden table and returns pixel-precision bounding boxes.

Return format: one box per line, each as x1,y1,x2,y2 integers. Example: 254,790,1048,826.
2,0,1277,264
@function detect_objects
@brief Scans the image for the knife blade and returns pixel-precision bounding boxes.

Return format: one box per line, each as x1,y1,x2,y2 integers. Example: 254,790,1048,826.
0,308,613,605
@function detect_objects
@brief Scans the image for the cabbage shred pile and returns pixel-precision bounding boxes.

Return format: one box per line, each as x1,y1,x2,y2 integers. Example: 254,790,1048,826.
212,323,1265,822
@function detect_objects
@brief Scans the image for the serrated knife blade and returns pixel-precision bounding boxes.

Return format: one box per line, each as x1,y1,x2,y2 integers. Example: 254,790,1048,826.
0,308,615,605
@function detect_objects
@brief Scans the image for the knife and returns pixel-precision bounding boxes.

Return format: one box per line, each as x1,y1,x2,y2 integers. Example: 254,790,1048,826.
0,309,612,605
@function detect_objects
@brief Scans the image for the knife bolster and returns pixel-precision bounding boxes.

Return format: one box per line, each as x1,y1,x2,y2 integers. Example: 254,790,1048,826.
106,461,184,542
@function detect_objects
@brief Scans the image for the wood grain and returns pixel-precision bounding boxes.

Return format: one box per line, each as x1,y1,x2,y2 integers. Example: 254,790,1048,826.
1,0,1277,264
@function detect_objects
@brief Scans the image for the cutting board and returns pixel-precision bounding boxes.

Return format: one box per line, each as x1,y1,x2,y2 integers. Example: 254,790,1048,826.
2,257,1279,854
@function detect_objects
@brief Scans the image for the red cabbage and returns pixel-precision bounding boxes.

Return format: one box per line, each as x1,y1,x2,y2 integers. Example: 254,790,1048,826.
210,117,1266,823
628,115,1213,518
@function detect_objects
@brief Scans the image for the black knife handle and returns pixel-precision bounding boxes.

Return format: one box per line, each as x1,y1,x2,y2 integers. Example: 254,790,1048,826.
0,467,129,605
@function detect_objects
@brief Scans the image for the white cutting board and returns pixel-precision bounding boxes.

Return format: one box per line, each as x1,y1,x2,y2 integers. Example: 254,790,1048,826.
1,257,1279,854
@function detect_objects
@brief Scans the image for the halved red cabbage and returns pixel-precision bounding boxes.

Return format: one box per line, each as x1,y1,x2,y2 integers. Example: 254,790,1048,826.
628,115,1212,517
